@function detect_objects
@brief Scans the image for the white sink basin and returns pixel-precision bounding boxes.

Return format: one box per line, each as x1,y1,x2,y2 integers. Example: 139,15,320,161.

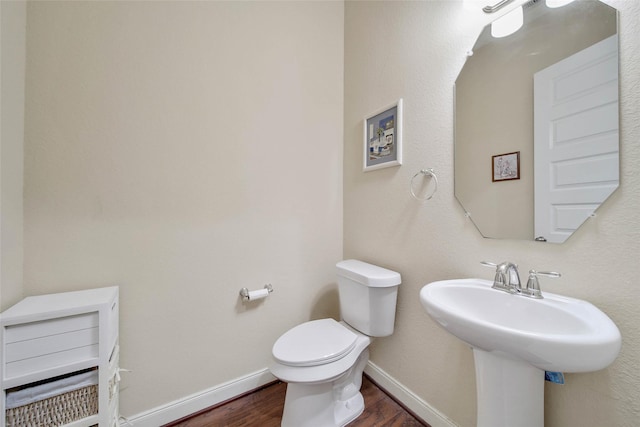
420,278,621,427
420,278,621,373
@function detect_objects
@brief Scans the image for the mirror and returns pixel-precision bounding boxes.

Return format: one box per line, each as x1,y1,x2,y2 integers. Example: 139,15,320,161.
454,0,618,243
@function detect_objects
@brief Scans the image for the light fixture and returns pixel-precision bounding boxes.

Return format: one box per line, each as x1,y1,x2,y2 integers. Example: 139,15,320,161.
546,0,575,8
491,6,524,38
483,0,516,14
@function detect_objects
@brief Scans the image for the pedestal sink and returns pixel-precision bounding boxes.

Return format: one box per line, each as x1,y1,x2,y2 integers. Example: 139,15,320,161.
420,279,621,427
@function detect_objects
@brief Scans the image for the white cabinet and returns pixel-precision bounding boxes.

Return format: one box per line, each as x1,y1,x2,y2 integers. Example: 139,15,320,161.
1,287,119,427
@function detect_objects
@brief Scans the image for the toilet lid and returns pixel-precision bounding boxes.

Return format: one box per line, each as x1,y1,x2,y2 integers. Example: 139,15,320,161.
272,319,358,367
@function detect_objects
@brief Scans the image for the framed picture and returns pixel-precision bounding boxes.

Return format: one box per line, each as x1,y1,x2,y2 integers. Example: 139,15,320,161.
492,151,520,182
363,99,403,172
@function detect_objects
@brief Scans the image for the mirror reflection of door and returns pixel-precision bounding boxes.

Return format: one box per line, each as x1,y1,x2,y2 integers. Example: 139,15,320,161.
534,35,619,243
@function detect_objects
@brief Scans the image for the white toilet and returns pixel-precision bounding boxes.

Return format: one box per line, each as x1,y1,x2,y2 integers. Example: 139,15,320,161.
269,259,401,427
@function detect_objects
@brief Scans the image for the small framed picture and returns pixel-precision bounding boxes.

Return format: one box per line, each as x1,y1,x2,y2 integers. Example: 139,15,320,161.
363,99,402,172
492,151,520,182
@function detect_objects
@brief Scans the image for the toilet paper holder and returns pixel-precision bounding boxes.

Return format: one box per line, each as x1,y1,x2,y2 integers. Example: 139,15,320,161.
239,284,273,301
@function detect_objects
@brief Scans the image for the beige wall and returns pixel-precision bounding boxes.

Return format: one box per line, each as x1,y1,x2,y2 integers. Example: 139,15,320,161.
0,0,26,310
345,1,639,426
23,1,343,416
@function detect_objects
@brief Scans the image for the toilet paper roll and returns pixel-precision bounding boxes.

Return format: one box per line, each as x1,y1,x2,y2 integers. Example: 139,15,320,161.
247,288,270,301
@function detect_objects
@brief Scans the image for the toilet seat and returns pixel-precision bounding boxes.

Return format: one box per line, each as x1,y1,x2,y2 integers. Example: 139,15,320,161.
270,320,371,384
273,319,357,367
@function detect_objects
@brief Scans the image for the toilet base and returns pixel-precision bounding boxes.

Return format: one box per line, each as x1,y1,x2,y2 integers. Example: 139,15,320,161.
280,349,369,427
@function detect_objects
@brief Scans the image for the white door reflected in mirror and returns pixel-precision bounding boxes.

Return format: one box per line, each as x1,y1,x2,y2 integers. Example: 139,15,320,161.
534,35,619,243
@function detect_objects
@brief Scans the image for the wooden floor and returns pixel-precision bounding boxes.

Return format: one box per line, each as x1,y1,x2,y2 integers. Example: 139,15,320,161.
167,375,429,427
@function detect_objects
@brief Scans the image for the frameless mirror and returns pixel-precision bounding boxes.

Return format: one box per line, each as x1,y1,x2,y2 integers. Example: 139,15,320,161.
454,0,619,243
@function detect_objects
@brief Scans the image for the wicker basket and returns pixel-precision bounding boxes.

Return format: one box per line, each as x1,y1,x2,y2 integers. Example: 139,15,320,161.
5,384,98,427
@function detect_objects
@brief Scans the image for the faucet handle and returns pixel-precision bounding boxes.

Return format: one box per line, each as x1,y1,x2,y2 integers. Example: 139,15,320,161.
535,271,561,278
482,261,518,272
480,261,498,268
524,270,561,299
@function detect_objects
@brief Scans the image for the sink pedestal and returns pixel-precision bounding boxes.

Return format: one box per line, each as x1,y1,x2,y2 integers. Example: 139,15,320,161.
473,349,544,427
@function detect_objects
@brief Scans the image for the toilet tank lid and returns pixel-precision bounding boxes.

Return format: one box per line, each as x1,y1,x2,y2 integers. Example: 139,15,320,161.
336,260,401,287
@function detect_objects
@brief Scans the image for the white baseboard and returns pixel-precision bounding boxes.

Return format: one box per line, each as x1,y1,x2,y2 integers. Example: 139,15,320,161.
124,363,456,427
364,361,458,427
123,368,277,427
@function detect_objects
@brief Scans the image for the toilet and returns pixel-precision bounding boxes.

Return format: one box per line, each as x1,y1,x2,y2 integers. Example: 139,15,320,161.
269,259,401,427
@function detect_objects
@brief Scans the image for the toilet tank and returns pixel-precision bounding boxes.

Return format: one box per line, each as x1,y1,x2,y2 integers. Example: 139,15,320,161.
336,260,401,337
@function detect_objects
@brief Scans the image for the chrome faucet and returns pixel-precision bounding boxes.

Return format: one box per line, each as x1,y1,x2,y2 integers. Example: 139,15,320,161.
482,261,521,293
497,262,522,292
481,261,560,298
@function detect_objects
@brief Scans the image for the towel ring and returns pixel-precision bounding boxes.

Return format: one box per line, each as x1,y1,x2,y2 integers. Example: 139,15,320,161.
410,168,438,202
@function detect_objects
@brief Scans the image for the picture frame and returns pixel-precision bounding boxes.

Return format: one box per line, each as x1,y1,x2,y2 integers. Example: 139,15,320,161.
363,99,403,172
492,151,520,182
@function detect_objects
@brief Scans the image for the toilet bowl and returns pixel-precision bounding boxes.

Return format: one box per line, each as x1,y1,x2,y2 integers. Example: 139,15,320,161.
270,319,371,427
269,260,401,427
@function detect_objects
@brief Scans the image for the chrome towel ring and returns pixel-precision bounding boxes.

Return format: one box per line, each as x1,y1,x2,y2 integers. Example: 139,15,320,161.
410,168,438,202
